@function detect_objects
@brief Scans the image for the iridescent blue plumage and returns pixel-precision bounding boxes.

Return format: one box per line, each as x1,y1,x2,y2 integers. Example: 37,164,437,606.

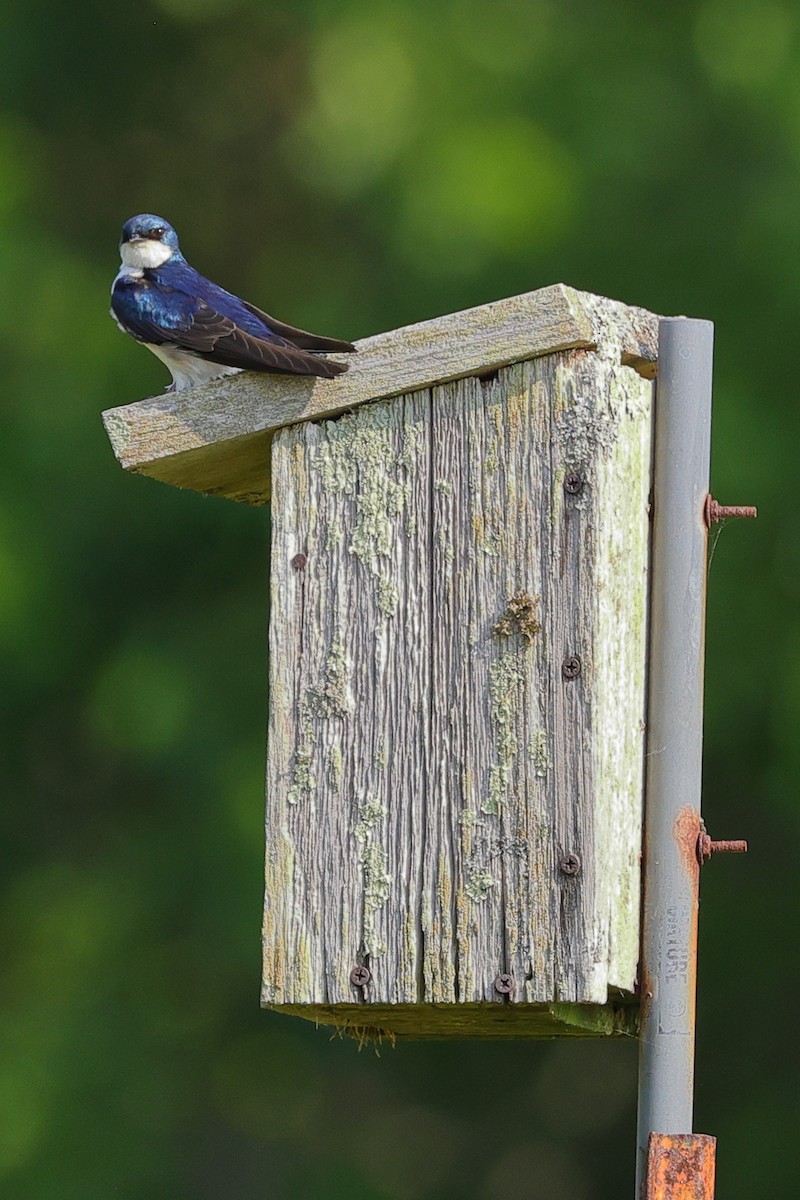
110,214,355,391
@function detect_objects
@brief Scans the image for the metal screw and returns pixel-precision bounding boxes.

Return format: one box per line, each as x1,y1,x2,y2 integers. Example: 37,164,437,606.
560,853,582,876
697,833,748,865
704,495,757,526
562,655,582,679
494,973,515,995
291,553,307,571
350,965,372,988
564,471,584,495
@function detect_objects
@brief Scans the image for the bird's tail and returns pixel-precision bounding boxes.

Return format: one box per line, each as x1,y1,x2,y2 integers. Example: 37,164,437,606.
244,301,357,355
308,355,350,378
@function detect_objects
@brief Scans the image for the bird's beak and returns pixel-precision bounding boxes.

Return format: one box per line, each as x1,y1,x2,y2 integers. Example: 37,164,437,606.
127,236,145,245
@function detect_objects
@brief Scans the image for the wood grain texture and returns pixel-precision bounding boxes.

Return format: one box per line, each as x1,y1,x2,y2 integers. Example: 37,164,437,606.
263,321,653,1036
102,284,658,505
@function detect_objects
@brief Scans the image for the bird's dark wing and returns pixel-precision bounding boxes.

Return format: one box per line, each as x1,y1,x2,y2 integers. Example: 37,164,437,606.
164,263,356,354
160,303,350,377
240,300,356,354
112,274,350,378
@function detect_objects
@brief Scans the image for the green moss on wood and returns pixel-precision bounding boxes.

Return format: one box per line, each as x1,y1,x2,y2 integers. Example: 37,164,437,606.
264,1000,640,1041
354,796,391,957
315,402,417,573
530,729,549,779
483,649,526,815
306,635,352,719
464,856,495,903
377,575,399,616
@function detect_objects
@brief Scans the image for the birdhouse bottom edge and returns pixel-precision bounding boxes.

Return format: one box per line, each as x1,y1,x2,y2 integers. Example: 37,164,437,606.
260,998,639,1041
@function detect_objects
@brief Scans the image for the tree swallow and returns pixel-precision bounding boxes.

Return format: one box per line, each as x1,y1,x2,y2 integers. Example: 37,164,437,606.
110,214,356,392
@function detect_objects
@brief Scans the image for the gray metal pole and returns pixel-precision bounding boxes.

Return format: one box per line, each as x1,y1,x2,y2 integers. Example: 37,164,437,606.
635,318,714,1197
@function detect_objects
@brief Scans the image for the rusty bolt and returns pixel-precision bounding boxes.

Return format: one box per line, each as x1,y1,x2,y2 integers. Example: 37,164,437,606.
494,973,515,995
704,495,757,527
291,553,307,571
697,833,748,865
559,853,582,876
564,471,584,495
350,965,372,988
562,655,582,680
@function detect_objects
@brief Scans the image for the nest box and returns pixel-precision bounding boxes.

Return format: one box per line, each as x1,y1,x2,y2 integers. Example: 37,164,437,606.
103,284,659,1039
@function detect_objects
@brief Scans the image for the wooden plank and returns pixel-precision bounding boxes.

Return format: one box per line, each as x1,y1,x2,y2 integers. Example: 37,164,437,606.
423,365,556,1004
262,325,653,1035
590,348,654,990
419,351,651,1011
264,394,432,1005
102,284,658,505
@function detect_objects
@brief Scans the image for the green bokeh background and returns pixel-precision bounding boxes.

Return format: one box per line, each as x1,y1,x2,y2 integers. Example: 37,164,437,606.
2,1,796,1196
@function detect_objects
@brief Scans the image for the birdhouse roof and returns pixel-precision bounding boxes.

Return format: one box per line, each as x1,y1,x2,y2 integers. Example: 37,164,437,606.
102,283,658,505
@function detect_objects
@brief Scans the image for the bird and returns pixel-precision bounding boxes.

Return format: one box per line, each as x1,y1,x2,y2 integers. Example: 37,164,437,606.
110,213,356,392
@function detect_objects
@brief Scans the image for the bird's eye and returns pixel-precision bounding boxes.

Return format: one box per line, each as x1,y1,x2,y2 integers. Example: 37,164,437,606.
148,226,166,240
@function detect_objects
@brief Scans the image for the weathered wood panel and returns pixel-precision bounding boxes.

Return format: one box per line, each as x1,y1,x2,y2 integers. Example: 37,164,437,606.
102,284,658,505
263,337,652,1036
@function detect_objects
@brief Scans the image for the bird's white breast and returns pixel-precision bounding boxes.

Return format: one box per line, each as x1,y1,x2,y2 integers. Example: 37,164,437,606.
112,263,144,287
144,344,243,391
120,240,174,270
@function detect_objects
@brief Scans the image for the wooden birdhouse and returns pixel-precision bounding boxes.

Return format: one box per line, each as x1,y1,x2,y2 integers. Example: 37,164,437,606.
103,284,659,1040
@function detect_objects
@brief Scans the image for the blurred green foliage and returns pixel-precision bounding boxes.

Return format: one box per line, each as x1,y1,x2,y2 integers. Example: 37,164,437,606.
1,0,797,1196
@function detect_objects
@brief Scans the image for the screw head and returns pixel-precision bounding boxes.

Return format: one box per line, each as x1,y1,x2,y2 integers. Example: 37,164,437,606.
560,853,582,876
291,553,307,571
564,471,584,495
350,965,371,988
494,973,515,995
561,655,582,679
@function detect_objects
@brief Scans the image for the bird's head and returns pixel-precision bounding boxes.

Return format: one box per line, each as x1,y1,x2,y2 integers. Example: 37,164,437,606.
119,214,181,269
